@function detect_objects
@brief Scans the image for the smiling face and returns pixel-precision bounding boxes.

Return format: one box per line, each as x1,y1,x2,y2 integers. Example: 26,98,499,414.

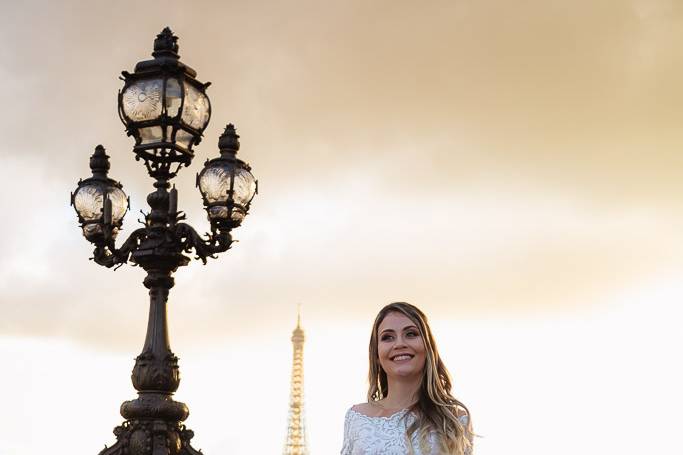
377,311,427,380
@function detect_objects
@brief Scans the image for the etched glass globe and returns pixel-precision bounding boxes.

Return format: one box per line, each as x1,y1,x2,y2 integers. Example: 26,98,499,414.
121,78,164,122
181,81,210,131
198,163,256,223
73,183,127,240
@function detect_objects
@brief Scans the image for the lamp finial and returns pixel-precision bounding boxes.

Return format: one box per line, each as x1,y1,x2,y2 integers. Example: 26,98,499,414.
89,145,110,178
153,27,179,59
218,123,240,156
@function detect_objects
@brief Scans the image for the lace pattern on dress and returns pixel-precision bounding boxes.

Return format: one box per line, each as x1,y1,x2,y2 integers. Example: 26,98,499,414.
340,407,470,455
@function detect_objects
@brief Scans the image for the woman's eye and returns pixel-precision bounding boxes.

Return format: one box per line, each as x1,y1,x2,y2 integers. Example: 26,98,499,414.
380,335,394,341
406,331,419,338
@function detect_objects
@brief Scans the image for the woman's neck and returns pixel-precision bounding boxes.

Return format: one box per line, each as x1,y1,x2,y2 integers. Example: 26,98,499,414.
382,376,421,409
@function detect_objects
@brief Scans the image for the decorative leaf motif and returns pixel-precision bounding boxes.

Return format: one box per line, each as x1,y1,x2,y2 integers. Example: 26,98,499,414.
232,168,257,206
198,166,230,203
74,184,104,220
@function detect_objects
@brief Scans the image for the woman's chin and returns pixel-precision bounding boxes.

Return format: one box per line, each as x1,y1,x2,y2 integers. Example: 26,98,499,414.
387,367,421,379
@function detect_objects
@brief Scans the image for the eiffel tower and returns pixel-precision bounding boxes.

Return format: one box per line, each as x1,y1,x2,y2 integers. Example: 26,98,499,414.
283,308,309,455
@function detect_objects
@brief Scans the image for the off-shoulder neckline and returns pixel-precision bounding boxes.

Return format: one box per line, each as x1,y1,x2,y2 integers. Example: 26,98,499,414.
348,407,470,424
348,407,410,420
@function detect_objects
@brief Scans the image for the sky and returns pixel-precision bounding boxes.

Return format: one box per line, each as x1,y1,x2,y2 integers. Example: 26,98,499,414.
1,0,682,453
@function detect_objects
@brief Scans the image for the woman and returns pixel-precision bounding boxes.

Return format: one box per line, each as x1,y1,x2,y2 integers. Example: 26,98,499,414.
341,302,473,454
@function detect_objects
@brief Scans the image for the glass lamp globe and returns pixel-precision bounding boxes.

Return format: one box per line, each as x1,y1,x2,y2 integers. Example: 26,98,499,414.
72,145,129,243
197,124,257,229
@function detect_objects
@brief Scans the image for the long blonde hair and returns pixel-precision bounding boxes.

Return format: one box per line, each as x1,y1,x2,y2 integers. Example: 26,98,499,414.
367,302,473,454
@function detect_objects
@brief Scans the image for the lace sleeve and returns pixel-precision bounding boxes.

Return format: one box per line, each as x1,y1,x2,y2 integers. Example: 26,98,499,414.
459,415,473,455
340,408,353,455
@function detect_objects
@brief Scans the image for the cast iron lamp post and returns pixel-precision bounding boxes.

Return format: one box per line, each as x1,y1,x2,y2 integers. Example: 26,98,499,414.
71,28,256,455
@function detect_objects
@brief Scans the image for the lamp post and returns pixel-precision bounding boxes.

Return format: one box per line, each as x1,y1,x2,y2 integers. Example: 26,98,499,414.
71,28,257,455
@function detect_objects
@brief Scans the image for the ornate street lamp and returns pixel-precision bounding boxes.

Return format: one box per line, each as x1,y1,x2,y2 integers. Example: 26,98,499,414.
72,28,257,455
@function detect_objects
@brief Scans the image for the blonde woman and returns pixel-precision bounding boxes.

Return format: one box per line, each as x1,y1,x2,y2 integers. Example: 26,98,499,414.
341,302,473,455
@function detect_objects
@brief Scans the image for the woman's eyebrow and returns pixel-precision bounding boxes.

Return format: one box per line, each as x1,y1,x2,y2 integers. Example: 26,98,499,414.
379,328,396,335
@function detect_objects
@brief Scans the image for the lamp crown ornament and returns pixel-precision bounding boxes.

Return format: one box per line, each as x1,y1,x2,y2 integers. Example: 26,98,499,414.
89,144,111,177
218,123,240,156
152,27,180,59
72,27,257,455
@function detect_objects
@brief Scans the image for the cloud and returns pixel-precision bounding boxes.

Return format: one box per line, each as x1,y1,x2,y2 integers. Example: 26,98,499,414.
2,0,683,348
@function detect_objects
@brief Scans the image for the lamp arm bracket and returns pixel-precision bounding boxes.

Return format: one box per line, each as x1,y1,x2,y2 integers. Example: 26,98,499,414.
92,227,148,268
174,222,232,264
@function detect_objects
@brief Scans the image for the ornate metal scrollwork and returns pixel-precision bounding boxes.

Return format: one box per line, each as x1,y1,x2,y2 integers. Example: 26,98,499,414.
90,216,232,269
98,419,200,455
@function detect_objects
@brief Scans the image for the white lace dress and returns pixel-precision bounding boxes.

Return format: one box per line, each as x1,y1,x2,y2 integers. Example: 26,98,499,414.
340,407,470,455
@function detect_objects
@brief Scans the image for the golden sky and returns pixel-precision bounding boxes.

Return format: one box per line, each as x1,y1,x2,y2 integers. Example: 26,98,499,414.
1,0,682,453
